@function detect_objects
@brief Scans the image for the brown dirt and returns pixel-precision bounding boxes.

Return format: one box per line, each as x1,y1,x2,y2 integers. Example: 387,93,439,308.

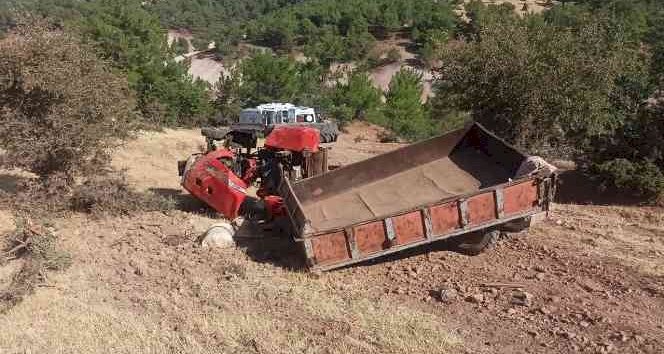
1,124,663,353
328,121,404,166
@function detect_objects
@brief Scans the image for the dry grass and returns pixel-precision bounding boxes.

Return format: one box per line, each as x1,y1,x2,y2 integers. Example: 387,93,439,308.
0,211,459,354
111,128,206,192
537,204,664,276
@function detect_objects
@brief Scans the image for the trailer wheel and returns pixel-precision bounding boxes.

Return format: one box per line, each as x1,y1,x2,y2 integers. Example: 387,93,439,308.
451,229,501,256
501,216,531,233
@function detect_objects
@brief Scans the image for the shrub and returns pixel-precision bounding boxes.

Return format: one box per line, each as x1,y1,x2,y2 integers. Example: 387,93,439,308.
593,159,664,199
0,18,137,180
172,37,189,55
436,12,641,152
386,48,402,64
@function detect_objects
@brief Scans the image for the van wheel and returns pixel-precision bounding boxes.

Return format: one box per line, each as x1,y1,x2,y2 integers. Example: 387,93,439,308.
450,229,501,256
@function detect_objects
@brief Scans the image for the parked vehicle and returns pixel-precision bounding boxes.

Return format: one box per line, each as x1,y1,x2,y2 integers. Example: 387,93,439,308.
222,103,339,145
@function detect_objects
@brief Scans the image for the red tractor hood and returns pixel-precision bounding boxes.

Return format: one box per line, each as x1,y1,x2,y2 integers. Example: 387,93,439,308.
265,126,320,152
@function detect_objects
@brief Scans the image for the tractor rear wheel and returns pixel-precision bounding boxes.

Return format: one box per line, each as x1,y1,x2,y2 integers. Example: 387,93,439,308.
318,121,339,143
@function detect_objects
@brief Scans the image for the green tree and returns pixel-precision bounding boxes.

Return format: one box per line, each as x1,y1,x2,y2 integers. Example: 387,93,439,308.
379,68,434,141
237,53,300,106
215,67,242,123
76,0,213,126
331,71,383,125
436,16,638,152
171,37,189,55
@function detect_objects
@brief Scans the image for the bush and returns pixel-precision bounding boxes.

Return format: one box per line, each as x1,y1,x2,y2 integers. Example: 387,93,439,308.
172,37,189,55
593,159,664,199
0,18,137,180
588,96,664,199
386,48,402,64
436,11,641,152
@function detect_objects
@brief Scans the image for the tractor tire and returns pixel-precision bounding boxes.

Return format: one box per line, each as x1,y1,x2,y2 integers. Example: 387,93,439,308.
318,121,339,143
450,229,501,256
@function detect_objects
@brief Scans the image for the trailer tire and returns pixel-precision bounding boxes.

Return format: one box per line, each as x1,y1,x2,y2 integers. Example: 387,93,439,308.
501,216,531,233
451,229,501,256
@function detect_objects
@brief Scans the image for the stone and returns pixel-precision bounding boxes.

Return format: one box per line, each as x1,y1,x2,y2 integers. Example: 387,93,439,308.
465,293,484,304
438,288,459,303
200,223,235,248
511,290,533,306
561,331,576,339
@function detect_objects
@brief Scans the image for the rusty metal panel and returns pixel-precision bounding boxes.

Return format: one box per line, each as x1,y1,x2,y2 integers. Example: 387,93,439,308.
394,211,426,245
467,192,497,226
311,231,351,266
430,202,460,235
503,180,538,215
354,221,388,254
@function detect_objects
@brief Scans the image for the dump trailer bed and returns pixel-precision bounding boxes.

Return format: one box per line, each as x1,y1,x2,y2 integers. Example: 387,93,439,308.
280,123,556,271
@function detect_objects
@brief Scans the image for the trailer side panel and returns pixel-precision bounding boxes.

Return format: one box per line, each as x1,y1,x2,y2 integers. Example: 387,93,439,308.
305,177,549,270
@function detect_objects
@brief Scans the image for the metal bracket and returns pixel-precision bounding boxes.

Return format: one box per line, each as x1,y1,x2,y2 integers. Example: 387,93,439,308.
345,227,360,259
303,239,315,266
422,208,433,239
459,199,470,228
385,218,397,245
537,178,545,206
494,188,505,219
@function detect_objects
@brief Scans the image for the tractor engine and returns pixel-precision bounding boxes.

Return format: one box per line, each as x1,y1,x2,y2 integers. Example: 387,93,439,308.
179,126,326,222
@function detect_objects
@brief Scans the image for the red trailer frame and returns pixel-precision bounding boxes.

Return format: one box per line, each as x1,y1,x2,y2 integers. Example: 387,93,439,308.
279,123,556,271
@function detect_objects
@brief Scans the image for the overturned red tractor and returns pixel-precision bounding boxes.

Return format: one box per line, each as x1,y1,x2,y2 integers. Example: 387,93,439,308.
178,125,328,221
179,123,556,271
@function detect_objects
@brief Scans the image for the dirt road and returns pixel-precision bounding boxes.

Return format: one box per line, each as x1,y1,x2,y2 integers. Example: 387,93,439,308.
1,125,663,353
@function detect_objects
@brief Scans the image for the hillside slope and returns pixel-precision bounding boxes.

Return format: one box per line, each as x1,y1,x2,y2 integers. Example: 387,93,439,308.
1,126,663,353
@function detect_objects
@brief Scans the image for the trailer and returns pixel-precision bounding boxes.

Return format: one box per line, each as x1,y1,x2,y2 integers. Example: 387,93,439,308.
280,123,556,271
